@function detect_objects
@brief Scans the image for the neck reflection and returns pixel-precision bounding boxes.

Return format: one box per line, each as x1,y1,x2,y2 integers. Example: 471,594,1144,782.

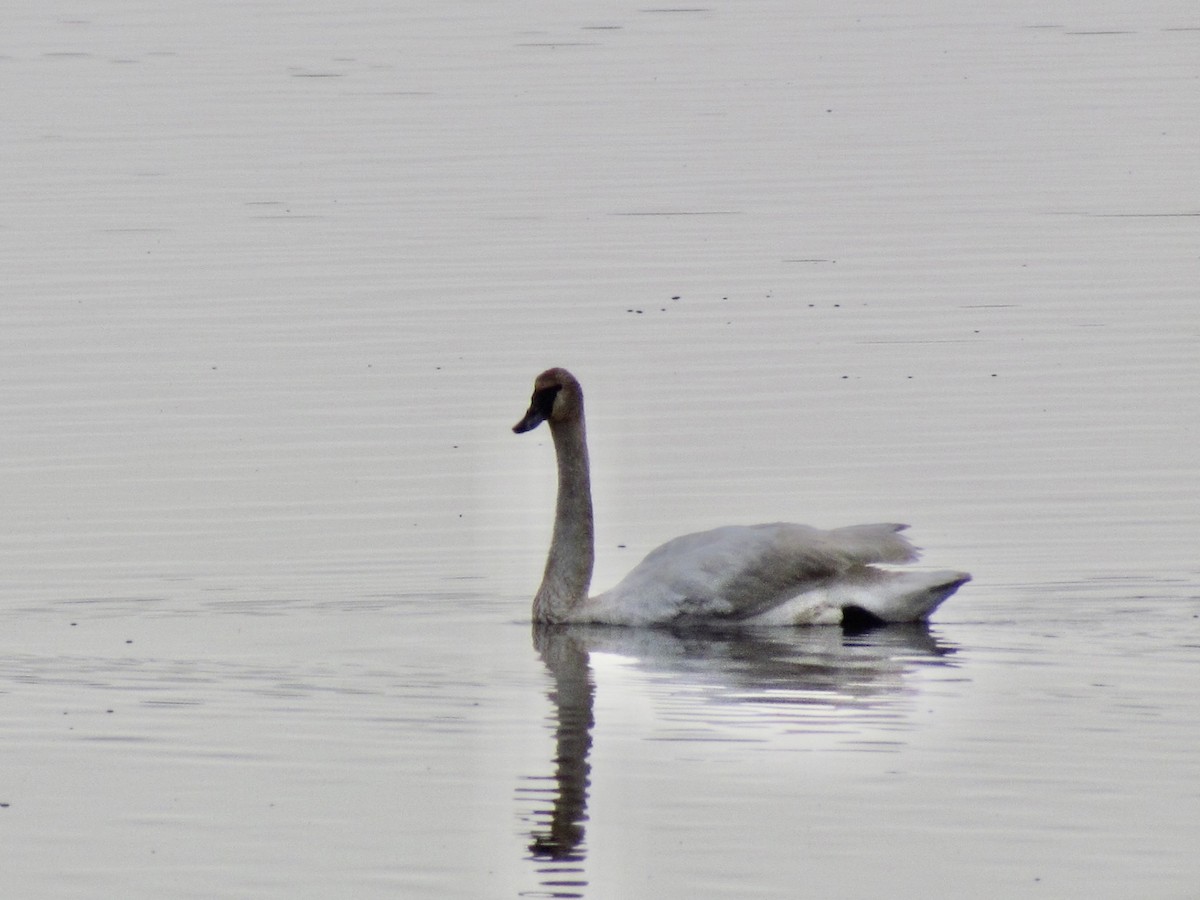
521,625,594,896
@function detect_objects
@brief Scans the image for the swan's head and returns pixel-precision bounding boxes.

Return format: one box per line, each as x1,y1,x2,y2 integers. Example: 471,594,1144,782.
513,367,583,433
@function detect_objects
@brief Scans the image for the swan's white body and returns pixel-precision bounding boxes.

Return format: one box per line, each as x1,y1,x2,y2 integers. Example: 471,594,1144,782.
514,368,969,628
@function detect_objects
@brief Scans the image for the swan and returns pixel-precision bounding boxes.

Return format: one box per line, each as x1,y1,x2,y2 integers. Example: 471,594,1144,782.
513,367,970,627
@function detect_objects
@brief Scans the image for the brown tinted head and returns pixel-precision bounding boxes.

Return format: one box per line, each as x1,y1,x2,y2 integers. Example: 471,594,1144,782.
513,368,582,433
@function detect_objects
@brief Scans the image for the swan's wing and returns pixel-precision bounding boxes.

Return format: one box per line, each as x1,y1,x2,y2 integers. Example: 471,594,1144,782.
582,523,919,626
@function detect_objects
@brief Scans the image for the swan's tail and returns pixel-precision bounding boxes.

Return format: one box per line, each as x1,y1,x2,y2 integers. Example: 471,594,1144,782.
840,568,971,625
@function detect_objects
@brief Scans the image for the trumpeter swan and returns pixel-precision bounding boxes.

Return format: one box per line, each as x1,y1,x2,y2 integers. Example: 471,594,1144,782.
514,367,969,627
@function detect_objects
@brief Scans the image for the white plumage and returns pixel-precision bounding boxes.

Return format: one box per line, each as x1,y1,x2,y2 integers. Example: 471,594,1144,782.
514,368,969,628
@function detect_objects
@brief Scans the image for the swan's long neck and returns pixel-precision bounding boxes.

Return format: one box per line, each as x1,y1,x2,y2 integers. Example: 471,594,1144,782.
534,417,594,623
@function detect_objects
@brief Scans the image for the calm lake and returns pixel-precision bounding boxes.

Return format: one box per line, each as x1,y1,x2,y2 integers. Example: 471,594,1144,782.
3,2,1198,898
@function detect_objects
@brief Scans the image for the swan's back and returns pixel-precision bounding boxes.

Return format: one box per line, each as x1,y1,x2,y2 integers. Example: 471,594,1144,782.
575,523,967,627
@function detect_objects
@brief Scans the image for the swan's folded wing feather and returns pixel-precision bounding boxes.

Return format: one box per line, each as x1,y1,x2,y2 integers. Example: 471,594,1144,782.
583,522,919,625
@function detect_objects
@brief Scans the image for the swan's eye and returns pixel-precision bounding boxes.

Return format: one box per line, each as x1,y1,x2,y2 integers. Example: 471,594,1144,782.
531,384,562,417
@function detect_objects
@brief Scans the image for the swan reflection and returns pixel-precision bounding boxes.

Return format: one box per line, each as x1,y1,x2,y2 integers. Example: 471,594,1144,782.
519,623,956,896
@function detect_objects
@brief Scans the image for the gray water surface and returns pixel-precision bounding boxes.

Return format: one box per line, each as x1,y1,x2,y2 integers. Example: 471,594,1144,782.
3,2,1198,898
